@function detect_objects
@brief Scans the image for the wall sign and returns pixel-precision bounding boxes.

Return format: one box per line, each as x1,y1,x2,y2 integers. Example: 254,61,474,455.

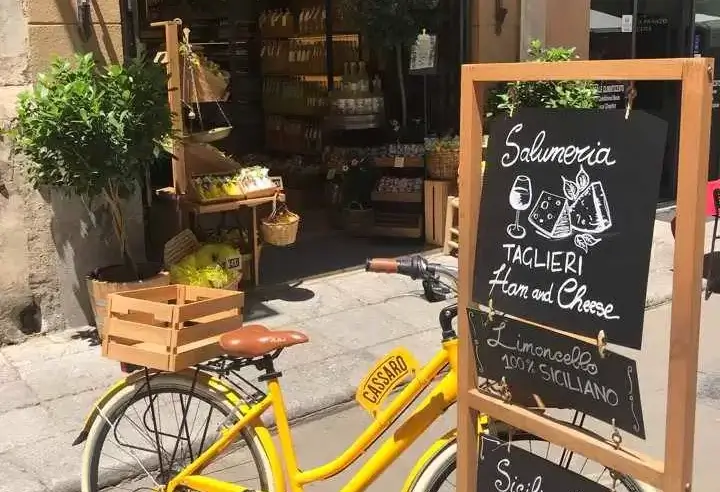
597,82,626,110
468,308,645,438
478,435,612,492
472,109,667,349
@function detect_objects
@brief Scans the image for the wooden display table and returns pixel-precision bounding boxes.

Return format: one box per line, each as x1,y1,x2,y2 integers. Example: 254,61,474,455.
158,188,285,286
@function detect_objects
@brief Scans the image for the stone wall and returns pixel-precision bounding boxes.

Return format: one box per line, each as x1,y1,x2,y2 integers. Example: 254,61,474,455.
0,0,144,344
470,0,590,63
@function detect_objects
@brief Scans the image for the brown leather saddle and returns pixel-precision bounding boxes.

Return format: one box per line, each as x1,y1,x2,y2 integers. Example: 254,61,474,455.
219,325,308,358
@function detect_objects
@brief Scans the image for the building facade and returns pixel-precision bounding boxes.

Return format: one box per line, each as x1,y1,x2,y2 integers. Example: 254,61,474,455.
0,0,709,343
0,0,143,344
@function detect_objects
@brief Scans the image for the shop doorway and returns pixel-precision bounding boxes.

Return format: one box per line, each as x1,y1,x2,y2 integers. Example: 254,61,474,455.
589,0,694,203
127,0,460,287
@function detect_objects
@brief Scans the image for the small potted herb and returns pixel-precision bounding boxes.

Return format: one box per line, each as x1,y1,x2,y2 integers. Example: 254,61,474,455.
486,40,599,120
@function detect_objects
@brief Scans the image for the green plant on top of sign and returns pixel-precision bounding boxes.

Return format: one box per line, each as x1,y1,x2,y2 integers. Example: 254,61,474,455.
486,40,600,118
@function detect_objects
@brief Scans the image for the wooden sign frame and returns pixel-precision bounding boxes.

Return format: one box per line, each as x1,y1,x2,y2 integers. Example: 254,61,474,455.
456,58,712,492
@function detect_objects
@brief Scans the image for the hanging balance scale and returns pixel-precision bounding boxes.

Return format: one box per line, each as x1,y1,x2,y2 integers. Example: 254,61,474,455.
181,27,234,143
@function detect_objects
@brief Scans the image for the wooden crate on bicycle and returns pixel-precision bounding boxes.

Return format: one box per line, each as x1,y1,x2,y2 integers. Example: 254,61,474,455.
101,284,244,372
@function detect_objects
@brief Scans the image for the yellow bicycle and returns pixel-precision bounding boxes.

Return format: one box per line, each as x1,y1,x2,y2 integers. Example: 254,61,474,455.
74,255,649,492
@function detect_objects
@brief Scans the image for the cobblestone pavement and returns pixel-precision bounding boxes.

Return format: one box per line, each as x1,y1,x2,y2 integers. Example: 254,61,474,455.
1,217,717,492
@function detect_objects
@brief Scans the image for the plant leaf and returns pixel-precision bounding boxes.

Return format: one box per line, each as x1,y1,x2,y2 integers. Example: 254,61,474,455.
574,233,602,253
575,165,590,191
562,176,579,201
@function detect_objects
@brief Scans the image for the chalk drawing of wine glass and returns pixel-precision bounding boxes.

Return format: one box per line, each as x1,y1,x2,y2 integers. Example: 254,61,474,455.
507,175,532,239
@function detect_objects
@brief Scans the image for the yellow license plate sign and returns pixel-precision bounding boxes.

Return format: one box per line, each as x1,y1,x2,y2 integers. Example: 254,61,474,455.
355,347,420,415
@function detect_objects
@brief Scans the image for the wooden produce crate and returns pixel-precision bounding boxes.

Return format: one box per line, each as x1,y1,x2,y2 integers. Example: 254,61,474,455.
424,180,458,246
102,284,244,372
373,156,425,168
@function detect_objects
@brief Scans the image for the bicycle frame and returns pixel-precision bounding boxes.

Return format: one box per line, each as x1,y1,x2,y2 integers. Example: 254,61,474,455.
167,338,460,492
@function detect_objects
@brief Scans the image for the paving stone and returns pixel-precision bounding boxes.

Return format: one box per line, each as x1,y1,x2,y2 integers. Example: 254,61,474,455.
43,389,103,434
261,281,365,323
373,294,455,333
0,458,48,492
298,305,419,352
242,296,297,328
365,328,443,365
698,370,720,407
269,351,377,423
0,405,58,453
0,351,19,384
326,271,421,305
271,328,350,371
16,349,122,402
0,380,39,414
3,431,80,492
2,331,96,368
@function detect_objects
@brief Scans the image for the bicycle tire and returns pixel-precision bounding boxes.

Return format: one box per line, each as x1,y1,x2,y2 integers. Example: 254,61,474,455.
406,435,655,492
80,372,275,492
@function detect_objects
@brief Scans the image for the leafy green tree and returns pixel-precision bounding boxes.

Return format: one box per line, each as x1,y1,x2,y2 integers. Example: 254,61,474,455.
2,53,172,278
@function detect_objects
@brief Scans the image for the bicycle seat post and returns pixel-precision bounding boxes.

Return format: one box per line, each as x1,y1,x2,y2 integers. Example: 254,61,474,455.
255,354,283,383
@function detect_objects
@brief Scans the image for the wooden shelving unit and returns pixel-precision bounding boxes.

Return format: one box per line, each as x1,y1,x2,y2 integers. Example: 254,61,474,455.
259,1,362,157
370,155,425,239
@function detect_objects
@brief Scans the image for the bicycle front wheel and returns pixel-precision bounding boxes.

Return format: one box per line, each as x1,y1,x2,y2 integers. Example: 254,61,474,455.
80,371,274,492
407,433,654,492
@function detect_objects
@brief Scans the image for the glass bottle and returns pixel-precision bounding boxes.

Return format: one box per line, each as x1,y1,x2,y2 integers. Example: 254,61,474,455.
358,61,369,94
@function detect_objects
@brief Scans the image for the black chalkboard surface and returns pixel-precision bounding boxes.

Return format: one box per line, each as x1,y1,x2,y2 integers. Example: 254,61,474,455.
478,435,611,492
468,308,645,438
472,109,668,349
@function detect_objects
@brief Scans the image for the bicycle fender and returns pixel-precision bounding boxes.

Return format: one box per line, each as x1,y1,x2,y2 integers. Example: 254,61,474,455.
71,369,255,446
401,414,489,492
401,429,457,492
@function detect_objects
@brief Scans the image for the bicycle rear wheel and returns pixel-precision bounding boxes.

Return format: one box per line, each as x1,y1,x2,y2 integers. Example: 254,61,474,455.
407,431,653,492
80,372,274,492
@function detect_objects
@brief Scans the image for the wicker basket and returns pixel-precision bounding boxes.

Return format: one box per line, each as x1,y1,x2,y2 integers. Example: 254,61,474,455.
427,148,460,180
261,201,300,247
343,202,374,237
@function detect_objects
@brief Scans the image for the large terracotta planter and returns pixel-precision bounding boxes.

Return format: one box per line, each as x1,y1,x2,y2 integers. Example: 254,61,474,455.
86,262,170,339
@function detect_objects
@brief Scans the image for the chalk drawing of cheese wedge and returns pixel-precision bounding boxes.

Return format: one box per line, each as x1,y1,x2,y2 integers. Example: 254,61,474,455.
568,181,612,234
528,191,573,239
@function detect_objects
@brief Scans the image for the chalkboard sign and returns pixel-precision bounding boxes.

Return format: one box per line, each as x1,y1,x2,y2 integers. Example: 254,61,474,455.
472,109,667,349
468,308,645,438
478,435,611,492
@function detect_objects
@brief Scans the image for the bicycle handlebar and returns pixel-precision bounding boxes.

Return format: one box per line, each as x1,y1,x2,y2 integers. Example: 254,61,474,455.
365,258,400,274
365,255,458,285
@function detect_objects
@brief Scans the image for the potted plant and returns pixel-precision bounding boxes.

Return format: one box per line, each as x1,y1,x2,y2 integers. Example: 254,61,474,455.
2,53,173,337
486,40,600,119
425,134,460,180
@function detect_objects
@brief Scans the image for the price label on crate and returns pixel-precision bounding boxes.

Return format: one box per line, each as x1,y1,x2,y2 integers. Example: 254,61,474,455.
394,157,405,168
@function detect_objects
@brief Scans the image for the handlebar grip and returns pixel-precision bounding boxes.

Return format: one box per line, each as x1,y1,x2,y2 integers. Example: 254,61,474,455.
365,258,399,274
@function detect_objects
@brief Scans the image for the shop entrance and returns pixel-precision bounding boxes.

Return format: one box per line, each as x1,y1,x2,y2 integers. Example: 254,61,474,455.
125,0,461,287
589,0,694,203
